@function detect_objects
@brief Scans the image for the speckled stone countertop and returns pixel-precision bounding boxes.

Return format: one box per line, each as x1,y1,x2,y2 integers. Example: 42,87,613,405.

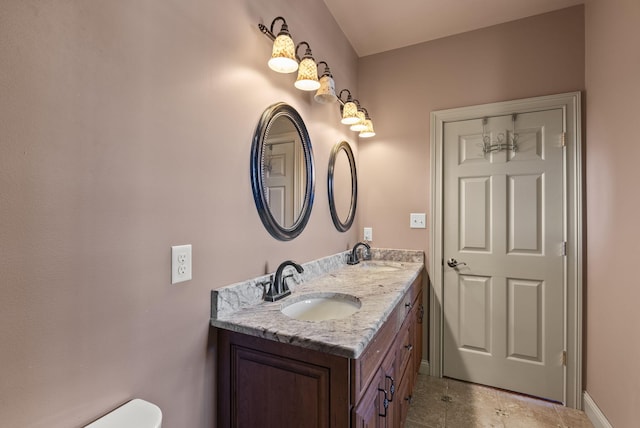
211,248,425,359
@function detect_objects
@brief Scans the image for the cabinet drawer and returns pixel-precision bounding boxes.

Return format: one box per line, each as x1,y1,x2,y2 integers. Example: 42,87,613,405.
396,321,414,381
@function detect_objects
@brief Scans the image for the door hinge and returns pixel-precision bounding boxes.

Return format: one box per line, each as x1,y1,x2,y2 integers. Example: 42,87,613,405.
562,351,567,366
561,132,567,147
562,241,567,256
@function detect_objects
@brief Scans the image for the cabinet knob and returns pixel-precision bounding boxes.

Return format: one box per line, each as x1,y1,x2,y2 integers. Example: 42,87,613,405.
405,394,413,404
404,344,414,351
405,302,412,310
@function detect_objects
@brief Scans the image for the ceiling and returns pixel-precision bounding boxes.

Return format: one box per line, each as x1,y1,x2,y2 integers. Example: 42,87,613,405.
323,0,585,57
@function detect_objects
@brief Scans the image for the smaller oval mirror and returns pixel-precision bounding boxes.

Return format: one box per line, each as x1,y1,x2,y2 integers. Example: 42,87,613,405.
251,103,315,241
328,141,357,232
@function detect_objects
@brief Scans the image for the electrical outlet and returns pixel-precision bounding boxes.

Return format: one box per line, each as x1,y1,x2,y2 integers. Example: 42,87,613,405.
364,227,373,241
410,213,426,229
172,244,192,284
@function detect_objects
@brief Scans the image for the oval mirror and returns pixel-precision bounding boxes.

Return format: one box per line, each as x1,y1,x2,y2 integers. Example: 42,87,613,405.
328,141,357,232
251,103,315,241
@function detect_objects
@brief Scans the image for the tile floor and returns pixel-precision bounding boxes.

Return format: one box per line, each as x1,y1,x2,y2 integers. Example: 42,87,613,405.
406,375,593,428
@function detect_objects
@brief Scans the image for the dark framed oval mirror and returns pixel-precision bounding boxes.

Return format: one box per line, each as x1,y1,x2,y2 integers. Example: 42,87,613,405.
251,102,315,241
328,141,357,232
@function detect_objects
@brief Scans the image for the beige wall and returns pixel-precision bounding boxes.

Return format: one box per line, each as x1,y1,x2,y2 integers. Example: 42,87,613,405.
584,0,640,426
357,6,585,271
0,0,359,426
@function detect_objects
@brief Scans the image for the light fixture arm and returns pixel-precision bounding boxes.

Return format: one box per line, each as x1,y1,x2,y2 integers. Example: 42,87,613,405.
295,41,314,62
258,16,289,41
317,61,332,77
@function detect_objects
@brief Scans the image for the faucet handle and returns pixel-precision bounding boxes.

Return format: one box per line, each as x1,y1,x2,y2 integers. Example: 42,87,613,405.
263,275,279,301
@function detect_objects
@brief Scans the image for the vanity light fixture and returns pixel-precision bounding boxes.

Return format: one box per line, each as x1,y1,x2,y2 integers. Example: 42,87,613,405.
294,42,320,91
314,61,337,103
257,16,376,137
359,109,376,138
259,17,299,74
338,89,360,125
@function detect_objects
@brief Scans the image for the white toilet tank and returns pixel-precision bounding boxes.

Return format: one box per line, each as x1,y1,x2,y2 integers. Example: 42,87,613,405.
85,399,162,428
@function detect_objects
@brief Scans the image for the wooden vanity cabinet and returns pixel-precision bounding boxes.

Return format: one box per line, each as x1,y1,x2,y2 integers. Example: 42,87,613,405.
352,276,423,428
217,272,424,428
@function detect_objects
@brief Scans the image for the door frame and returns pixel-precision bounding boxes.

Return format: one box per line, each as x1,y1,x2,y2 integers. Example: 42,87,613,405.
428,92,583,408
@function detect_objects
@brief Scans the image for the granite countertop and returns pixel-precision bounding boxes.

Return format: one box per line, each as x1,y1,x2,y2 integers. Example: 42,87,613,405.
211,249,424,359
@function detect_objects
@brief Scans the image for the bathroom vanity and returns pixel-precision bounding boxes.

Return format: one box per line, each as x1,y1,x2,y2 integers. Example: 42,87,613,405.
211,250,425,427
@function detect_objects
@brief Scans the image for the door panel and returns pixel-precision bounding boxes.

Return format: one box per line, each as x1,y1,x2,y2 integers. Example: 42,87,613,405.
507,173,542,254
443,109,565,402
459,177,491,251
458,275,492,353
507,278,543,362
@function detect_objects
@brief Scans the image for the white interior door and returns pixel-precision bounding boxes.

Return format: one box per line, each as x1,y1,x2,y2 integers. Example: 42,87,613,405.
264,141,295,227
442,109,565,402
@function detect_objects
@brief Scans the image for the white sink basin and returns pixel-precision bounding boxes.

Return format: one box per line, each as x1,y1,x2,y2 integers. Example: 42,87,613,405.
281,293,362,321
357,261,405,272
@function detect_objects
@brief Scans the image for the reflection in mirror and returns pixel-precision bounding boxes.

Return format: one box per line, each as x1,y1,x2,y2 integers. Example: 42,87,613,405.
328,141,357,232
263,116,306,228
251,103,315,241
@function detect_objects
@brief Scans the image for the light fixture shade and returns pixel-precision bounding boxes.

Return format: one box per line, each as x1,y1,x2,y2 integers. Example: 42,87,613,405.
359,119,376,138
341,101,359,124
295,58,320,91
314,75,337,103
268,34,298,73
350,110,367,131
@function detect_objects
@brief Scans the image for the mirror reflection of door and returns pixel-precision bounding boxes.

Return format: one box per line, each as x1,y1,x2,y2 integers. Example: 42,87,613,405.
333,148,353,223
264,119,305,228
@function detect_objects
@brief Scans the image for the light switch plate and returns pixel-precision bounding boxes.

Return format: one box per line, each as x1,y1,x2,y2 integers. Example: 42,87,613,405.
171,244,192,284
410,213,426,229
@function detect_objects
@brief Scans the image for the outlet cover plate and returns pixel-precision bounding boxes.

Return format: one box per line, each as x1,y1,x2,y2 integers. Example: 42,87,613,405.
410,213,426,229
172,244,192,284
364,227,373,241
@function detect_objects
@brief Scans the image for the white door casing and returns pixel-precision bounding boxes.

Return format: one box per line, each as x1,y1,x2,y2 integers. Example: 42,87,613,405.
429,92,583,408
442,110,564,402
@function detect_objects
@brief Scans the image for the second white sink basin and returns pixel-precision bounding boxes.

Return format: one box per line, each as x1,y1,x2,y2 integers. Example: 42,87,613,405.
281,293,362,321
357,261,405,272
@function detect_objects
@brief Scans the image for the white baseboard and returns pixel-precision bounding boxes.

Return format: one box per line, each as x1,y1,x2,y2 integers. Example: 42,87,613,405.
583,392,613,428
419,359,430,375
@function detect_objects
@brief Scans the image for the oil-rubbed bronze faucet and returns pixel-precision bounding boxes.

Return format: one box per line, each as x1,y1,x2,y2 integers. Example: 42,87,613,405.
264,260,304,302
347,242,371,265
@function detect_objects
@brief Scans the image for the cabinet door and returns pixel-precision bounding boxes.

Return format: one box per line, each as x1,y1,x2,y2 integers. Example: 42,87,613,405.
396,368,413,428
218,330,350,428
233,347,331,427
353,370,386,428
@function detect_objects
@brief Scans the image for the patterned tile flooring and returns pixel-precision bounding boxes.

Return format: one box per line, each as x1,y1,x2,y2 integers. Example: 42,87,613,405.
406,375,594,428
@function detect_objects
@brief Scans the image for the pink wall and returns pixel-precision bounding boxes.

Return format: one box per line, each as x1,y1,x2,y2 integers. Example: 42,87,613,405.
585,0,640,426
357,6,585,271
0,0,359,426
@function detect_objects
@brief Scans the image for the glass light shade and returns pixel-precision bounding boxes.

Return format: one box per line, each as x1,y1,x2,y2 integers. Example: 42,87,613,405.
268,34,298,73
341,101,359,124
350,111,367,131
294,58,320,90
359,119,376,138
314,75,337,103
